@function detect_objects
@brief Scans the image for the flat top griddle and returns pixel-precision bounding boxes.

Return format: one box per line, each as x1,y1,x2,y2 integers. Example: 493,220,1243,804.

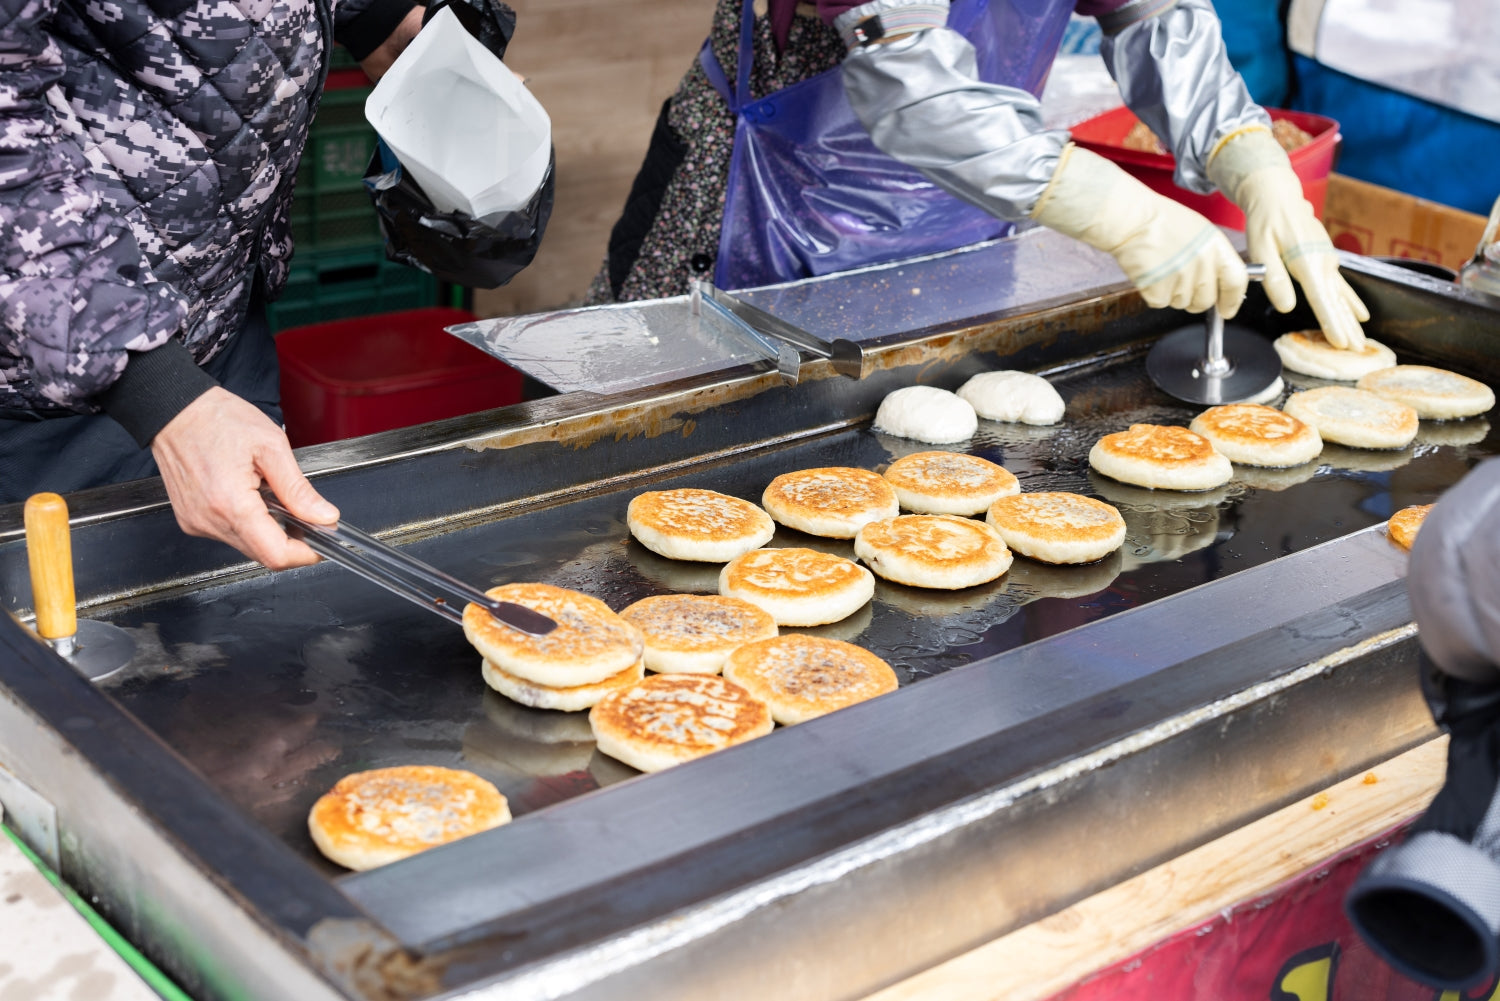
96,349,1495,877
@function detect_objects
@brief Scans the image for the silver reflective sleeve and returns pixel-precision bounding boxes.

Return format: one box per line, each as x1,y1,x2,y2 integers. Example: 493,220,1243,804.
840,25,1069,222
1408,457,1500,685
1100,0,1270,195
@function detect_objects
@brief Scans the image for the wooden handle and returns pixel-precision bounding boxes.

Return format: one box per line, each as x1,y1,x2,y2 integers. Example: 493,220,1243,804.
24,493,76,642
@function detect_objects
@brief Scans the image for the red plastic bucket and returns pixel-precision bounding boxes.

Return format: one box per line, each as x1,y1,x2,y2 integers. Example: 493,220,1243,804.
1069,107,1339,230
277,307,523,447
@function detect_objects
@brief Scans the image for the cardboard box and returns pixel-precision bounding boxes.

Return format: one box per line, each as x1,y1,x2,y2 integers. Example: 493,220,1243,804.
1323,173,1486,271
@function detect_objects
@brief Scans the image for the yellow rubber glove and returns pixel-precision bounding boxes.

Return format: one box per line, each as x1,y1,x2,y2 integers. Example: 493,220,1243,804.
1208,126,1370,349
1032,144,1248,316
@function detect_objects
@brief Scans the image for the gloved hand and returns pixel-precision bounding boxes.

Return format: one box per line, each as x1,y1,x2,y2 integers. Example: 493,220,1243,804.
1032,145,1248,316
1208,127,1370,349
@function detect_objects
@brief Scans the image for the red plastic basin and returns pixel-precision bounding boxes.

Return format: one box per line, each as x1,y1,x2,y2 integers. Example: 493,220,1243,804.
277,307,522,447
1069,107,1339,230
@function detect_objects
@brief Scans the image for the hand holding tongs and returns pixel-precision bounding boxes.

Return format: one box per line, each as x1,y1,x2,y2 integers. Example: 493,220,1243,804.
264,497,556,636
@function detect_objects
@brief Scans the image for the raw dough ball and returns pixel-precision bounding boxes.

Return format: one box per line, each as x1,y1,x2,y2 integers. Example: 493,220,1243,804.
873,386,978,444
957,371,1065,425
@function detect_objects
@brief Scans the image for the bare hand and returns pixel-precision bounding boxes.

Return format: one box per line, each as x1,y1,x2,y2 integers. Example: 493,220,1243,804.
151,388,339,569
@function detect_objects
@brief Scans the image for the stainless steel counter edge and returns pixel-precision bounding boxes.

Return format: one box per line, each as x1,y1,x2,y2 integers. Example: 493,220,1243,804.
333,528,1419,973
450,621,1424,1001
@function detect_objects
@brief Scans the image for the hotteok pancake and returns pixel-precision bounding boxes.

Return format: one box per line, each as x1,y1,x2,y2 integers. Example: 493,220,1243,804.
882,451,1019,516
762,467,900,538
620,594,778,674
1283,386,1419,450
463,583,643,688
308,766,510,871
1189,404,1322,468
986,492,1126,564
723,635,898,725
720,547,875,626
1088,424,1232,491
589,674,773,772
854,515,1012,589
627,488,775,562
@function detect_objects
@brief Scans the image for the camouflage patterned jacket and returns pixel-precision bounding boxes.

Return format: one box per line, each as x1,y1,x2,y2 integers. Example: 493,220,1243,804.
0,0,412,432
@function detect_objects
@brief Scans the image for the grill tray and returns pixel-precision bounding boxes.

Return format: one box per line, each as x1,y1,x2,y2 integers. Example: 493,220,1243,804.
101,348,1495,873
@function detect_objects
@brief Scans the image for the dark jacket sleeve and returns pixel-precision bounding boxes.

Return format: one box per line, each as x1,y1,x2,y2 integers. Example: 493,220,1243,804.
0,0,192,417
334,0,421,61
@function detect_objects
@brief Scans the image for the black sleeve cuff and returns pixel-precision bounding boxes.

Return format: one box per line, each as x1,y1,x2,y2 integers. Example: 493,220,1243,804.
99,340,219,448
337,0,420,61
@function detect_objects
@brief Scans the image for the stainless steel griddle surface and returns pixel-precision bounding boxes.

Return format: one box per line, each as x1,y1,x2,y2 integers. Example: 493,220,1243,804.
99,353,1496,876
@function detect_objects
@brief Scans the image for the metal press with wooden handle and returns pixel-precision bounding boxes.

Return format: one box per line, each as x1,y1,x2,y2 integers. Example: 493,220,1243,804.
24,493,135,681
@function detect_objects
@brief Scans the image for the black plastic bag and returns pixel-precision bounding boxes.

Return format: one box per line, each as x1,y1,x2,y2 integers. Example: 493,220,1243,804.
362,0,552,289
364,148,553,289
423,0,516,59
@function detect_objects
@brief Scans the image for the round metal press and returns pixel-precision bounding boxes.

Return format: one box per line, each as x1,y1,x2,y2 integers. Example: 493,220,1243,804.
24,493,136,682
49,619,136,682
1146,263,1281,406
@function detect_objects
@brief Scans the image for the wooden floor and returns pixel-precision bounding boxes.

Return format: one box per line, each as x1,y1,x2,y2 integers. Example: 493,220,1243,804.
472,0,714,318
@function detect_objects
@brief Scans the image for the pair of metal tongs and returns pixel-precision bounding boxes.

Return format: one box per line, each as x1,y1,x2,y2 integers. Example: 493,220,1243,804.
264,497,555,636
690,280,866,385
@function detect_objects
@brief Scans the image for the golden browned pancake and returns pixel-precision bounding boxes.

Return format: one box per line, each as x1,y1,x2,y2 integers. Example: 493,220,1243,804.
985,492,1126,564
719,547,875,626
853,515,1012,589
1387,504,1433,550
722,635,898,725
463,583,643,688
882,451,1020,515
761,467,900,538
308,766,510,871
589,674,774,772
1088,424,1232,490
1356,365,1496,420
1188,404,1322,468
626,488,775,562
1284,387,1419,450
619,594,778,674
1274,330,1397,380
481,657,645,712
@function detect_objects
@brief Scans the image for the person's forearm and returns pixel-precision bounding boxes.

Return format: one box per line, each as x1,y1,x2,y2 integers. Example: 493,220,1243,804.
1100,0,1269,195
839,7,1068,222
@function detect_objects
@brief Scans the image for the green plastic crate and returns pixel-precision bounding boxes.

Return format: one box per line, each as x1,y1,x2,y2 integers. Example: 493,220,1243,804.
288,184,383,248
329,44,361,72
267,246,438,331
290,86,383,251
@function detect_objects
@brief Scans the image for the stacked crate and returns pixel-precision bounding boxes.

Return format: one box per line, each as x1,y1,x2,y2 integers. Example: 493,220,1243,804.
269,53,440,331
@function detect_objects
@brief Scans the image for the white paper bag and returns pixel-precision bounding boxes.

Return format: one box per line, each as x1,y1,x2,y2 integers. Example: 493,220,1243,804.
365,6,552,218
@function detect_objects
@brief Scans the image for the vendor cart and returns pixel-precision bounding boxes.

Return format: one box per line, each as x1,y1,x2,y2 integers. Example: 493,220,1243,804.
0,229,1494,1001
